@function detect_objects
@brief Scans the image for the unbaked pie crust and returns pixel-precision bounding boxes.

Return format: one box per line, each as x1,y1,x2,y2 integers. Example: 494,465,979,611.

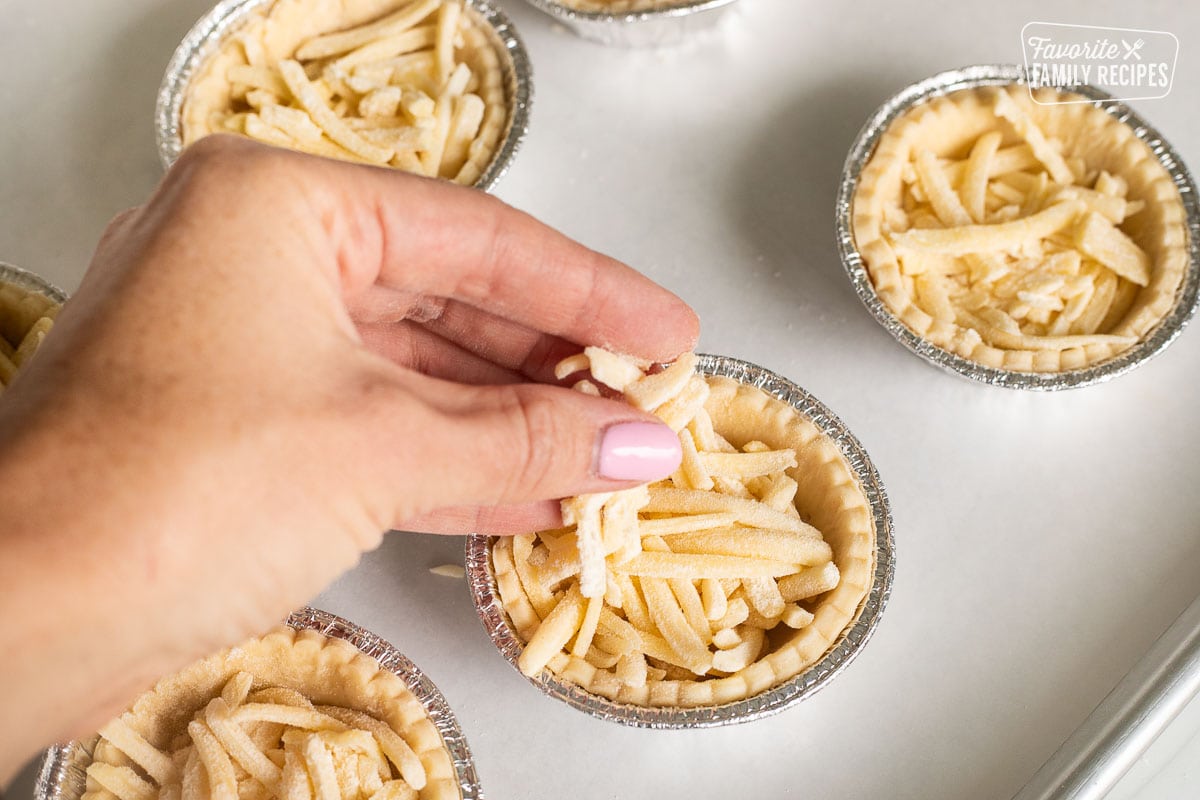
82,627,461,800
853,85,1189,373
181,0,509,185
494,375,876,708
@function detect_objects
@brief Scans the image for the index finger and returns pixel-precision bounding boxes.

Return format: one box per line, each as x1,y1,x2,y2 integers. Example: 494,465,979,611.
306,153,700,362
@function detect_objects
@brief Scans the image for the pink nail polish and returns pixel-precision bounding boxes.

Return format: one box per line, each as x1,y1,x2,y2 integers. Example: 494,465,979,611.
597,422,682,481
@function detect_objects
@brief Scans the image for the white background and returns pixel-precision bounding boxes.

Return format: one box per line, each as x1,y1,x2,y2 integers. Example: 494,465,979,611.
3,1,1199,798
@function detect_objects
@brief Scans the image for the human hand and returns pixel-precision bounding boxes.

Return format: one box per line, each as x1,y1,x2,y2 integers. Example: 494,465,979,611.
0,135,696,774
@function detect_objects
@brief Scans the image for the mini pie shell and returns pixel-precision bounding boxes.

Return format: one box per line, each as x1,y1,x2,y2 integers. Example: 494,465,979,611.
852,84,1190,373
181,0,510,183
499,375,877,708
82,627,461,800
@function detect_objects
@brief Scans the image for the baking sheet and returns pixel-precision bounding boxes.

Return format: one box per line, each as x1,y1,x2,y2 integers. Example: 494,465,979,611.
3,1,1200,798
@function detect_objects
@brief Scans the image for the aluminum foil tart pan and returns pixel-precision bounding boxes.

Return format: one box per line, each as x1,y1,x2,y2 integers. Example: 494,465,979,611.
522,0,738,47
35,607,484,800
836,64,1200,390
466,353,895,728
155,0,532,192
0,261,68,305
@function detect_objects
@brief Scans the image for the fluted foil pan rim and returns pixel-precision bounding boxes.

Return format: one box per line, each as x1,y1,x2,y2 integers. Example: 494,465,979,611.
466,353,895,728
0,261,68,304
35,607,484,800
835,63,1200,390
521,0,739,47
154,0,532,192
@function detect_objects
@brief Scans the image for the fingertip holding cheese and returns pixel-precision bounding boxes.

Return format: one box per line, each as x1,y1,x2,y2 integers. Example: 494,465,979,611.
853,83,1189,373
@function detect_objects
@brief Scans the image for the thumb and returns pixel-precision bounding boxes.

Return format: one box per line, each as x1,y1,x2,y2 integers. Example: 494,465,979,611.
370,372,682,520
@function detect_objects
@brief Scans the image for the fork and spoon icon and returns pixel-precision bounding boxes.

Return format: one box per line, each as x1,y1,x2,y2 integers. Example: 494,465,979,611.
1121,38,1145,60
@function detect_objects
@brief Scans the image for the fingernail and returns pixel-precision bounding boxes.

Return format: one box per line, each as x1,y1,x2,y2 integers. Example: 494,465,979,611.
597,421,681,481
